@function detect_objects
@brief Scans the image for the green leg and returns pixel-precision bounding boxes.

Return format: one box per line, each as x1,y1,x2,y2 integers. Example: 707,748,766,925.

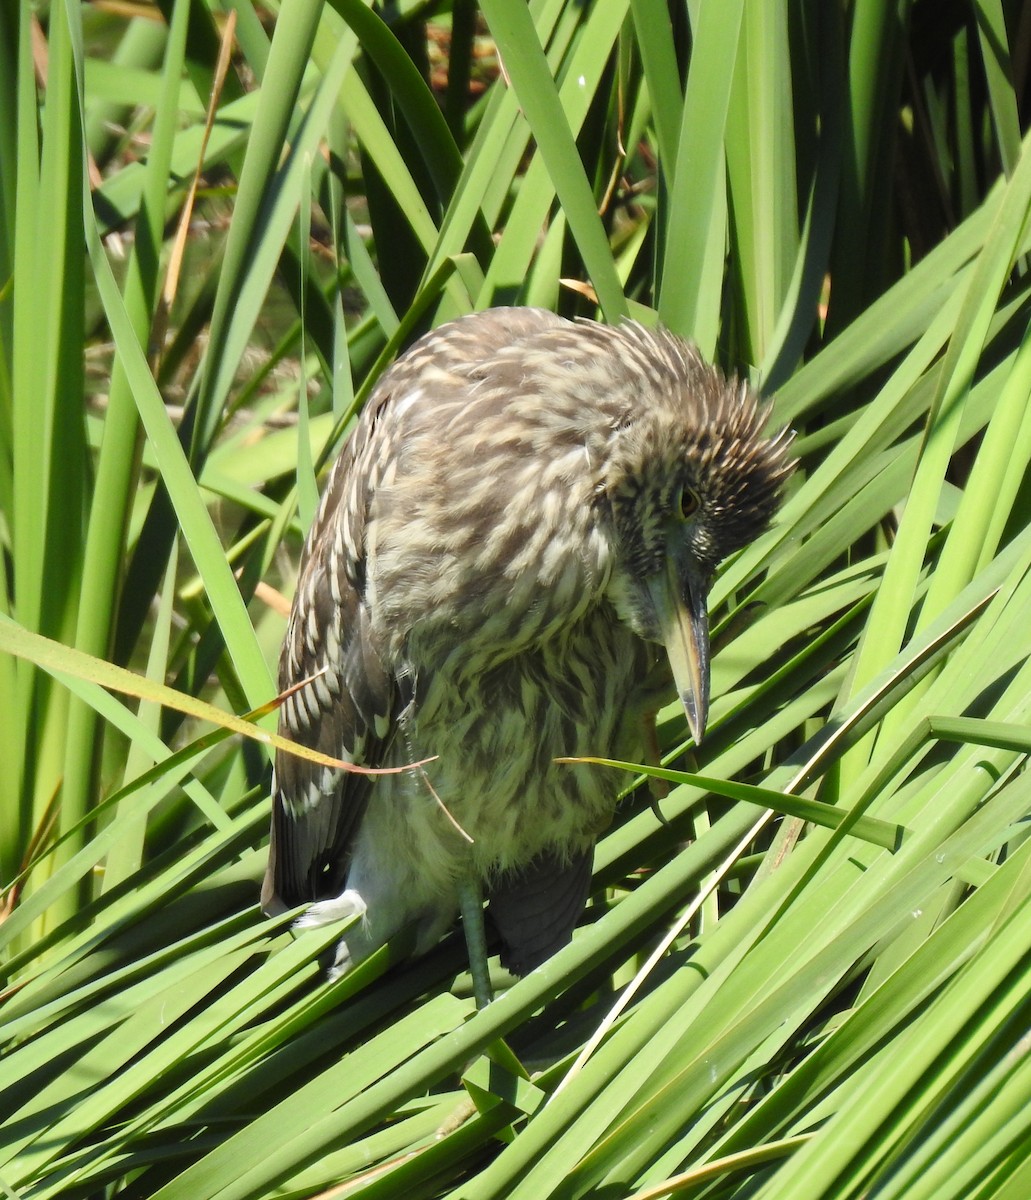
457,875,493,1009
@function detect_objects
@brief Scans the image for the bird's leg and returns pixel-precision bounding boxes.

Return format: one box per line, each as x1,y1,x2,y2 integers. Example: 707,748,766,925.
457,875,493,1009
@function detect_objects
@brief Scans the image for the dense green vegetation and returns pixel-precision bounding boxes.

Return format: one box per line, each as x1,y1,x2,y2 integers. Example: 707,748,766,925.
3,0,1031,1196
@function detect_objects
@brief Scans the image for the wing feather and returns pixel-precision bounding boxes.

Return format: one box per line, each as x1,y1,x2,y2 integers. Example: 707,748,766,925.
261,396,395,914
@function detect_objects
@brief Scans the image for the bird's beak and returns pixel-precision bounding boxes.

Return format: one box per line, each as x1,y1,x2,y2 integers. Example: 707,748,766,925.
647,561,711,745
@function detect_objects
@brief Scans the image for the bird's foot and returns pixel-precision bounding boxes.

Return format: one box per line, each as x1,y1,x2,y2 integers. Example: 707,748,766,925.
327,941,356,981
293,889,368,930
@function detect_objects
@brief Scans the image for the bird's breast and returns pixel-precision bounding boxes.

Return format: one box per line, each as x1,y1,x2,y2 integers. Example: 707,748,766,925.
374,609,661,883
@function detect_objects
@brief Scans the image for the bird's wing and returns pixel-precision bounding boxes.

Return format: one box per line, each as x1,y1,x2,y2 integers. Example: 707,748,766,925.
263,307,573,914
262,397,396,914
487,849,594,975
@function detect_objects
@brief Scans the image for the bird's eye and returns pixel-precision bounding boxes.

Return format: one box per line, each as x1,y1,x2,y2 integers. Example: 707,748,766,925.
676,486,700,520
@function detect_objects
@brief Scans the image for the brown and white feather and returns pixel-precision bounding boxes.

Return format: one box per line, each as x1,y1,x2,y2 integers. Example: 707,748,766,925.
262,307,793,974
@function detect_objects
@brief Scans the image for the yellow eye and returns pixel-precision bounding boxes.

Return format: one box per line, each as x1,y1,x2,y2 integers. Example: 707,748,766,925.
677,486,700,520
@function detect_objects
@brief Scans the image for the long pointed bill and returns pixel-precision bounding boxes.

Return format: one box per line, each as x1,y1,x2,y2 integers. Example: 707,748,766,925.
646,562,711,745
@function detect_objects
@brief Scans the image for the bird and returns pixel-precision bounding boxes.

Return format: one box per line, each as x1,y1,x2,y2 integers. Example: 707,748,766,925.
262,306,793,1005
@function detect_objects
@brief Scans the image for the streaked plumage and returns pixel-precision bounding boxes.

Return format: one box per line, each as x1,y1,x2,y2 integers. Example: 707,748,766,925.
262,307,792,983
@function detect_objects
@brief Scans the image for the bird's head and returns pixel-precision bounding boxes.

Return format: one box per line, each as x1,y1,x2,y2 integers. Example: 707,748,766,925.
594,324,794,744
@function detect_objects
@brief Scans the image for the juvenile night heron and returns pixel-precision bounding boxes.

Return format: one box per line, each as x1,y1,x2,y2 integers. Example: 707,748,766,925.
262,307,792,1004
